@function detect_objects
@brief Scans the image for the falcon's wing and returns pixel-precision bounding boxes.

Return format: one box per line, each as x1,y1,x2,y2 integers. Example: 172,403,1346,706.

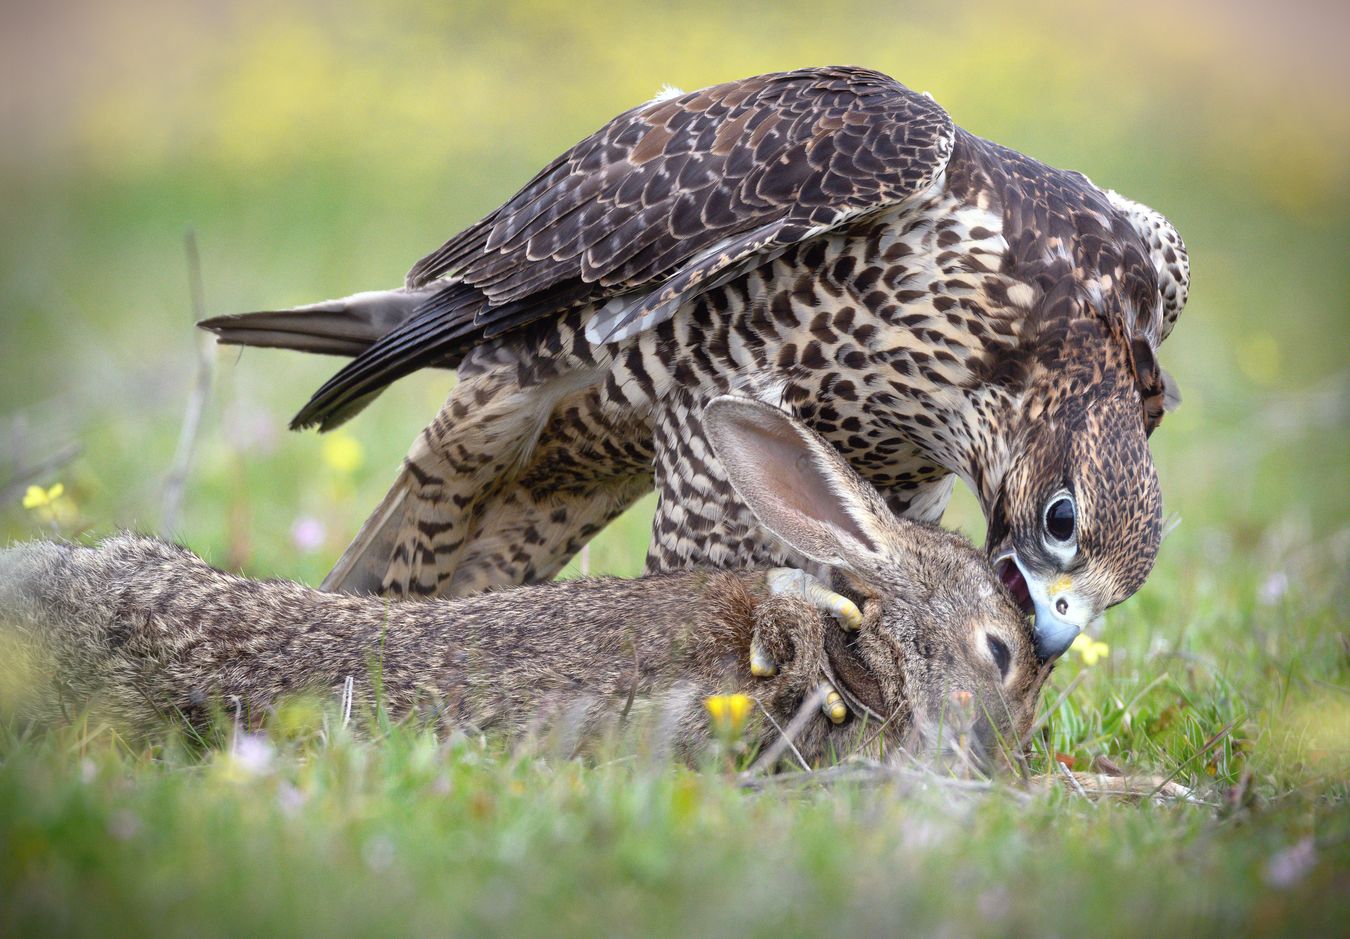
1103,190,1190,347
290,66,954,430
1096,191,1193,439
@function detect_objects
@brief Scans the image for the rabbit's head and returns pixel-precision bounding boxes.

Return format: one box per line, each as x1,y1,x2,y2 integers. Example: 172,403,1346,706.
704,395,1051,768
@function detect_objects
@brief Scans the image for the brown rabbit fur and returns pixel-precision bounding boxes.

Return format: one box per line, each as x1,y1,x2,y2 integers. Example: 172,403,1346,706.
0,397,1049,768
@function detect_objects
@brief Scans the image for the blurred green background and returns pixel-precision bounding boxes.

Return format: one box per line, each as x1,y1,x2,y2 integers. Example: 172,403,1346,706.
2,3,1348,934
1,0,1346,584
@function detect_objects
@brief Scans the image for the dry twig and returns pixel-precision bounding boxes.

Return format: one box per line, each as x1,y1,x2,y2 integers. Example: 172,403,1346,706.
741,685,828,777
161,230,215,532
748,696,811,772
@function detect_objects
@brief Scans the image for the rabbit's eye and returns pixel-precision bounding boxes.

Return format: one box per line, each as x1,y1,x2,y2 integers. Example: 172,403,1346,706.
986,635,1011,678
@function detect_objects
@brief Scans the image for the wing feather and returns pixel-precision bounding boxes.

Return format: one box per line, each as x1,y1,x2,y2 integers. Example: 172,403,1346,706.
294,66,954,429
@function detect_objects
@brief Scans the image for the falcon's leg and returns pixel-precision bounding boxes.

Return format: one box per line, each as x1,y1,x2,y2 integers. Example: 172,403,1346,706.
442,473,652,595
877,472,957,525
324,368,540,597
439,382,655,593
326,367,652,598
749,567,864,676
766,568,862,630
645,389,785,574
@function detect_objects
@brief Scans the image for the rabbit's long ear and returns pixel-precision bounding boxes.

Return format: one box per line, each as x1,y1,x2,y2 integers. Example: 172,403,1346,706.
703,395,902,573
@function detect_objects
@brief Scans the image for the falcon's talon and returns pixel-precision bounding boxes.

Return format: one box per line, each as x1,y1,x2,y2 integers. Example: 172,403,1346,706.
767,567,862,631
749,641,777,677
826,593,863,631
821,685,848,724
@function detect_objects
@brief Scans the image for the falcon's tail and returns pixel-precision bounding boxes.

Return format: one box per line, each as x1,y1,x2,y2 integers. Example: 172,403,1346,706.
199,287,430,358
197,286,439,430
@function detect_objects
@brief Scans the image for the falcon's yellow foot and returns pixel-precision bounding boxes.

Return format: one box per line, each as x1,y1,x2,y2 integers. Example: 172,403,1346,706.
766,567,862,630
821,684,848,724
749,640,777,677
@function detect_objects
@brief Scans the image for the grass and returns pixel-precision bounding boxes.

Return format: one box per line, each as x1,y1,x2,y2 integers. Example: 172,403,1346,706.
2,2,1349,934
1,630,1346,939
2,362,1346,939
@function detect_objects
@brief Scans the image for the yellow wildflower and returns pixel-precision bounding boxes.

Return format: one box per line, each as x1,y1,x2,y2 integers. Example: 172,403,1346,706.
22,483,64,509
1071,634,1110,666
321,433,364,473
704,693,753,737
22,482,76,526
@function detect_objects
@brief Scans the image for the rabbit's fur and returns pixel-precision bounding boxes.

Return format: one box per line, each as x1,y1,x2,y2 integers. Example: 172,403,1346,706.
0,397,1049,768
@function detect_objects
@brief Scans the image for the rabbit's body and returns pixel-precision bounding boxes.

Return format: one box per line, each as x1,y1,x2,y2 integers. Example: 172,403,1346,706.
1,535,850,760
0,398,1049,767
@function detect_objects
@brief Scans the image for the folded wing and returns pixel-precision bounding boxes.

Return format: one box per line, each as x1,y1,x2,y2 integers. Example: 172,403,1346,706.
288,66,955,430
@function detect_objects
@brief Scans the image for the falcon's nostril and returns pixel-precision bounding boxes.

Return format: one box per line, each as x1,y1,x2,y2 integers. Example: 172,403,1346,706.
1055,598,1069,615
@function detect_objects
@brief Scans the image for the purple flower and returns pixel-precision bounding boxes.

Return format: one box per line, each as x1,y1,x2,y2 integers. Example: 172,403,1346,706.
291,516,326,553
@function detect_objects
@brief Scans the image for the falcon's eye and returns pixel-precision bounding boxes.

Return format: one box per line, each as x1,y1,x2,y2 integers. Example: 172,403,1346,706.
1044,497,1075,542
987,635,1011,679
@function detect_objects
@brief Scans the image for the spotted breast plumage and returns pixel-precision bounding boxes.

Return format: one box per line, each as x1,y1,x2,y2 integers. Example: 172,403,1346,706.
202,66,1190,658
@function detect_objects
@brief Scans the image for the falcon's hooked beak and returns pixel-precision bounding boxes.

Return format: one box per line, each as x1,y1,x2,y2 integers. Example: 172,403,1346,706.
993,552,1090,661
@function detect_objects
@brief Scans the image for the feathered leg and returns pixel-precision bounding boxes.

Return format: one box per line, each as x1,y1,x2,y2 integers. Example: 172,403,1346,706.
325,367,654,598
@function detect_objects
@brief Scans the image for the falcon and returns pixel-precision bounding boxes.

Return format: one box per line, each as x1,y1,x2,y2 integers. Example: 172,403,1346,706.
202,66,1189,659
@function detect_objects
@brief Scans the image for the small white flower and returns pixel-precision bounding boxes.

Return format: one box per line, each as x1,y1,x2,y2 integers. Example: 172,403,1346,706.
363,834,396,872
277,782,308,817
226,733,275,779
1258,571,1289,606
108,810,141,841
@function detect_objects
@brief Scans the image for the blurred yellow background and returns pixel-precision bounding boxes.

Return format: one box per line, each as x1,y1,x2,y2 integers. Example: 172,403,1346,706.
1,0,1346,584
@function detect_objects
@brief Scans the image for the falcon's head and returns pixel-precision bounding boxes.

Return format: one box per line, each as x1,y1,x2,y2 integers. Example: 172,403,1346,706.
985,391,1162,661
